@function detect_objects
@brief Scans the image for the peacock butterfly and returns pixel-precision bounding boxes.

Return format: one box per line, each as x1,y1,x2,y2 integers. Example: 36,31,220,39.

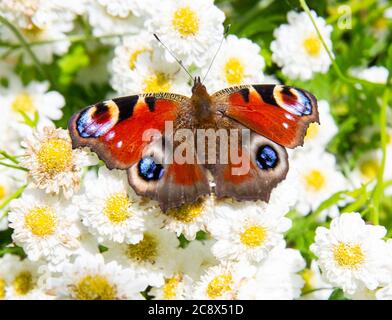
68,75,318,212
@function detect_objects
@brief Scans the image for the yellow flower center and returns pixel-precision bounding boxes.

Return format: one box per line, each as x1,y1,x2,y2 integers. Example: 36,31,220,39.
305,122,320,141
73,275,116,300
36,138,73,176
0,278,5,299
163,276,181,299
224,57,245,85
206,273,233,299
24,206,57,237
103,193,131,224
166,198,204,223
143,73,171,93
11,92,36,115
359,159,379,181
333,242,364,269
301,268,314,294
240,225,266,247
126,233,158,263
304,169,326,192
0,184,7,201
172,6,199,37
12,271,34,296
303,35,322,56
129,49,148,69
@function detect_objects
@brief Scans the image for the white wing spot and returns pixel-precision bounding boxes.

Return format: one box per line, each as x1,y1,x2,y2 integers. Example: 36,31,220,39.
116,141,123,148
283,122,289,129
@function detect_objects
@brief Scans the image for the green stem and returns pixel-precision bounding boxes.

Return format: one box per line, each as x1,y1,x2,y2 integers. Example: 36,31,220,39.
0,151,19,164
370,89,390,225
299,0,384,88
0,161,28,172
0,184,27,211
0,15,51,83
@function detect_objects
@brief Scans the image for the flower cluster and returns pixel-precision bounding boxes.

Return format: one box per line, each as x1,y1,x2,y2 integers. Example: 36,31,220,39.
0,0,391,300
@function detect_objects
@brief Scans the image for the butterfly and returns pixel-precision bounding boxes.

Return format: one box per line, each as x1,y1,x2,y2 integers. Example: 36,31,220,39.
69,77,318,212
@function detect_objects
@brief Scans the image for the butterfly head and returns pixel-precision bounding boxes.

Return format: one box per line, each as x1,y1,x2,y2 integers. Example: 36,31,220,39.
191,76,212,121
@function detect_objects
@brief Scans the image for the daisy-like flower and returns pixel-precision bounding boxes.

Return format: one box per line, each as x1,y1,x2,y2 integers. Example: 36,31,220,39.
21,126,96,199
150,273,193,300
300,100,338,152
237,245,306,300
74,167,146,244
193,261,255,300
292,150,348,216
109,32,154,94
300,260,333,300
103,216,180,287
0,254,52,300
271,10,333,80
202,35,265,92
160,196,215,240
97,0,150,18
351,150,382,187
46,253,147,300
0,168,26,231
8,189,81,267
209,200,291,263
86,0,143,45
146,0,225,67
0,0,80,64
177,239,218,279
1,80,65,136
112,52,191,96
350,66,389,84
310,212,390,295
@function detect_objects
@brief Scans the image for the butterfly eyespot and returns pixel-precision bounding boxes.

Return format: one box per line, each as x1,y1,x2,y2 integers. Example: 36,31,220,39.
138,157,164,181
255,145,279,170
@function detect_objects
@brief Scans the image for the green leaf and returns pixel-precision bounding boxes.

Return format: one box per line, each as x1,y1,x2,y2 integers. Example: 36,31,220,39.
328,288,349,300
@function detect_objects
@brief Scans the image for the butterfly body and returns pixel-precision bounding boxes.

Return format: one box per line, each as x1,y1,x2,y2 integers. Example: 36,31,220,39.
69,78,318,211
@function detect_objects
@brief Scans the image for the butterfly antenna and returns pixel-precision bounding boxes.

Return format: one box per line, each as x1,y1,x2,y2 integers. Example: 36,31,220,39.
201,25,230,83
153,33,193,81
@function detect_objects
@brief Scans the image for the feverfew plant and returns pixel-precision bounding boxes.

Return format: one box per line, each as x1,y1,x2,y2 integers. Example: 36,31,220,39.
0,0,392,300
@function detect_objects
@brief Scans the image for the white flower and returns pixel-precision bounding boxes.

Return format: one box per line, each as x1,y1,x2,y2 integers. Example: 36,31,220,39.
292,150,348,216
237,245,306,300
0,254,52,300
0,80,65,136
112,51,191,96
310,212,390,295
300,100,338,152
86,0,143,45
146,0,225,67
8,189,81,267
74,167,146,244
350,138,392,189
160,196,215,241
271,10,333,80
97,0,150,18
209,200,291,263
350,66,389,84
194,261,256,300
202,35,265,92
0,0,79,63
46,253,147,300
21,126,96,199
150,273,194,300
0,168,26,230
177,239,218,279
300,260,333,300
103,217,180,287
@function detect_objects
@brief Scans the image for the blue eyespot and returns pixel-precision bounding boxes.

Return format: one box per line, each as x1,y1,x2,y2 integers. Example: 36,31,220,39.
256,145,278,170
138,157,164,181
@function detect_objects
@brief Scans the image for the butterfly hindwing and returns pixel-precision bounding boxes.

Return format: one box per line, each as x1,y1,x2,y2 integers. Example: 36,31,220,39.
212,84,319,148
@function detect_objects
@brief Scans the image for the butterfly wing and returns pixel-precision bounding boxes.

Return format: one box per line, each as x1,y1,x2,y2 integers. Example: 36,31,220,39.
69,93,210,211
211,118,289,202
212,84,319,148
